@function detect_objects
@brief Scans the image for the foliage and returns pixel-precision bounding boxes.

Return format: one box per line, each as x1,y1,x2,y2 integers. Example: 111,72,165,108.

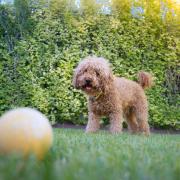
0,129,180,180
0,0,179,129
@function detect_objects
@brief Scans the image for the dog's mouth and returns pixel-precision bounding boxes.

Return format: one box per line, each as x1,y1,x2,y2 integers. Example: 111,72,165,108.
82,84,93,91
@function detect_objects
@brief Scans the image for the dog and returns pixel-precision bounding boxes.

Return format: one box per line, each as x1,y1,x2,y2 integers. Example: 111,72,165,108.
73,56,153,135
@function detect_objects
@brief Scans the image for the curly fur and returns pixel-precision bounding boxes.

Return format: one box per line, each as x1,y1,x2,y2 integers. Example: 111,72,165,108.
73,56,153,135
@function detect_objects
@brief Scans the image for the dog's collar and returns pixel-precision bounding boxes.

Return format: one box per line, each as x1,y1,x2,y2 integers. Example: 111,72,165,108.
91,91,103,101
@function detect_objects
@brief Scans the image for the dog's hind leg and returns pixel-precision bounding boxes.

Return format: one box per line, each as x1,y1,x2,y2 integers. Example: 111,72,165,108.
135,100,150,135
126,109,139,134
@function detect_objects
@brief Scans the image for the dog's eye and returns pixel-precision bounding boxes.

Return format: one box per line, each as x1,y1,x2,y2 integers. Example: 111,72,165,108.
96,71,100,76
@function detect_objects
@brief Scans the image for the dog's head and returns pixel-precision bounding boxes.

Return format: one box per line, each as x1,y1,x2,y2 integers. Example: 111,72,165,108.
73,56,114,95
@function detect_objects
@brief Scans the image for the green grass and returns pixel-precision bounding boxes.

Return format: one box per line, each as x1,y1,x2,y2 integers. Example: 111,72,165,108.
0,129,180,180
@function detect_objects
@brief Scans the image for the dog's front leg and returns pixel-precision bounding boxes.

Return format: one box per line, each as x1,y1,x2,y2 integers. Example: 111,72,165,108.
109,112,123,134
86,112,100,133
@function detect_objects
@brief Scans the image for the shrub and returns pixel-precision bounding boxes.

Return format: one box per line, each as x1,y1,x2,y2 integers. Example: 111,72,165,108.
0,0,179,129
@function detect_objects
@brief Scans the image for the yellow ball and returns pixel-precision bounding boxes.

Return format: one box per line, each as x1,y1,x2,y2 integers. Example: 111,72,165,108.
0,108,53,159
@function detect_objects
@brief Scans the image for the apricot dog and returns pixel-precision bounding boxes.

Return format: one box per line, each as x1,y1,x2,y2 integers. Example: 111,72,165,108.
73,56,153,135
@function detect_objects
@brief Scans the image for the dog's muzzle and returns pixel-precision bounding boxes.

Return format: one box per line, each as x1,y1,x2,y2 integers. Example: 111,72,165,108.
82,79,93,91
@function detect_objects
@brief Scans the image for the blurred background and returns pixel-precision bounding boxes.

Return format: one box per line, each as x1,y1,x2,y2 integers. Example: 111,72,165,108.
0,0,179,129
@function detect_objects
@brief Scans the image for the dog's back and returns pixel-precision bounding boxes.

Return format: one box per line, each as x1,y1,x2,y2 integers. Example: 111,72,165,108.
115,71,153,107
115,77,145,105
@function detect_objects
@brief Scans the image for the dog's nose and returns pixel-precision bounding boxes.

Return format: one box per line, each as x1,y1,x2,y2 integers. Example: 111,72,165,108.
85,79,91,84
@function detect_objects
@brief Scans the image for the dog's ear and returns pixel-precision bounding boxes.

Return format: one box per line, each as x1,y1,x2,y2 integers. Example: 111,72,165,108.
105,70,114,81
100,70,114,92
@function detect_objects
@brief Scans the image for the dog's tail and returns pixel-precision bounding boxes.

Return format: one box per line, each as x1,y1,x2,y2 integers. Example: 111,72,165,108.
138,71,153,89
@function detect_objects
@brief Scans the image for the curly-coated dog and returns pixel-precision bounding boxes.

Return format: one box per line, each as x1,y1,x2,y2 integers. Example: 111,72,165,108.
73,56,153,135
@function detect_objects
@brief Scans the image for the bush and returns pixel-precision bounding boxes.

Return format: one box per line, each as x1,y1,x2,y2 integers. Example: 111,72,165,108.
0,0,179,129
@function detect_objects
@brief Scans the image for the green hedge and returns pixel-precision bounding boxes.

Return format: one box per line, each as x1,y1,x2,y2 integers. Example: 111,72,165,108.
0,0,179,129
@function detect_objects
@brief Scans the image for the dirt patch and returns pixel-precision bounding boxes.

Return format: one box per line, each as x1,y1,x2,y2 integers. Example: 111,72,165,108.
52,123,180,134
53,123,85,129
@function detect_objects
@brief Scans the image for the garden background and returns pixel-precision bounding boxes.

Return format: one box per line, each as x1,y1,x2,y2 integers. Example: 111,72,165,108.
0,0,179,129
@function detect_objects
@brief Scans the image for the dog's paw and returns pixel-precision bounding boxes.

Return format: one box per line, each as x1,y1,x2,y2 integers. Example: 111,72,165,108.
141,131,150,136
133,130,150,136
109,123,122,134
85,128,98,133
109,128,122,134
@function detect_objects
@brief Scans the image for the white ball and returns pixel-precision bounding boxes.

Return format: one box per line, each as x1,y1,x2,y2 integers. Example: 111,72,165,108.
0,108,53,159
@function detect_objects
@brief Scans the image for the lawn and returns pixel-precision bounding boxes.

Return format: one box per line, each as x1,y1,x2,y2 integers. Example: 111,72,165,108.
0,129,179,180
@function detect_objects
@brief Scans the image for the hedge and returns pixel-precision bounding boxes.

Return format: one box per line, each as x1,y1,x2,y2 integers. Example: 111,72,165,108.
0,0,179,129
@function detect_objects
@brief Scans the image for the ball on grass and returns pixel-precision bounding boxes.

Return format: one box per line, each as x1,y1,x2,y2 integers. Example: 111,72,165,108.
0,108,53,159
